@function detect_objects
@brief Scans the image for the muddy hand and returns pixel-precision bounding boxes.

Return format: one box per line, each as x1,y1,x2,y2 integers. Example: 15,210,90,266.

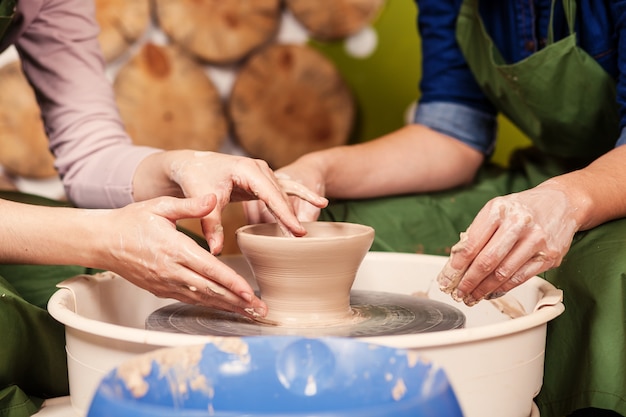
437,183,580,306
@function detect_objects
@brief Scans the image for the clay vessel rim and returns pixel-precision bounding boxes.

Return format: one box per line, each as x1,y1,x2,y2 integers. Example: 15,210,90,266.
236,221,374,242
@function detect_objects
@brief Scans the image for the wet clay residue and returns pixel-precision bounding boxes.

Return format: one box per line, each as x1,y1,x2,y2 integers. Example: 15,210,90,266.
411,290,430,299
406,351,423,368
212,336,250,358
116,338,250,399
489,295,526,319
117,344,207,399
392,378,407,400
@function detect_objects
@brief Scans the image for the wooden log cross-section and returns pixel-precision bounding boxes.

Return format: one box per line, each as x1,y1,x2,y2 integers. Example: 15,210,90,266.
228,44,355,169
285,0,386,41
153,0,282,65
113,43,228,152
94,0,151,62
0,61,56,179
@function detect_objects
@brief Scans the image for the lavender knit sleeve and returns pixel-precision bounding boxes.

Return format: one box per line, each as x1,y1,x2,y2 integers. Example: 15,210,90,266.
11,0,160,208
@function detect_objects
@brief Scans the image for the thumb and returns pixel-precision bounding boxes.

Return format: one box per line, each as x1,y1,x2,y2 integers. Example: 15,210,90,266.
153,194,218,221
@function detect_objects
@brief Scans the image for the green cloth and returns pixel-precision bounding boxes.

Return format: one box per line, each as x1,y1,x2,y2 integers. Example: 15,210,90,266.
456,0,618,160
321,151,626,417
442,0,625,415
0,191,87,417
0,0,16,43
0,273,74,415
0,0,17,14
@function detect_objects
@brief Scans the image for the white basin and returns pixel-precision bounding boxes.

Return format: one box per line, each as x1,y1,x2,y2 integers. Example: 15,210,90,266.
48,252,563,417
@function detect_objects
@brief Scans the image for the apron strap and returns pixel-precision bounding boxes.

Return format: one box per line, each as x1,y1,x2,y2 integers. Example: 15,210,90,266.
547,0,576,44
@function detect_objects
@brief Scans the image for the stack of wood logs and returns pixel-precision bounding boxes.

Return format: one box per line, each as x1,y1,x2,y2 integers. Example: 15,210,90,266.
0,0,385,180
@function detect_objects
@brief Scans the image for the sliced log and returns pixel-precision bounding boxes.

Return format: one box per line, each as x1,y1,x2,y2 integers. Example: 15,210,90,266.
285,0,385,40
153,0,282,64
0,173,16,190
113,43,227,151
228,44,354,168
94,0,151,62
0,61,56,178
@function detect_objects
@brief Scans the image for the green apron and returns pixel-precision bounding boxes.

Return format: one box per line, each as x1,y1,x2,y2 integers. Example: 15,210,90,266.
456,0,618,160
0,192,87,417
321,1,626,416
456,1,625,416
0,0,16,40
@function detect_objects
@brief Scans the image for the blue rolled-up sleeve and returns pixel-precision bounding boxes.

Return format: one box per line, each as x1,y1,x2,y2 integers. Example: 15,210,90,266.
415,0,498,155
610,1,626,144
417,0,496,114
616,127,626,147
414,101,497,155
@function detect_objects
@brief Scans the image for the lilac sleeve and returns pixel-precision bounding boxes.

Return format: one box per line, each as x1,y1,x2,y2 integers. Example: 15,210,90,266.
11,0,160,208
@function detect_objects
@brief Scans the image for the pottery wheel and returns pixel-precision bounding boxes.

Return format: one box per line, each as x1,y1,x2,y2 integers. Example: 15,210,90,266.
146,290,465,337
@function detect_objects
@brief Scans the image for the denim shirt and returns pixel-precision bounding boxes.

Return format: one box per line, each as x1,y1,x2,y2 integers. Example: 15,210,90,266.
413,0,626,155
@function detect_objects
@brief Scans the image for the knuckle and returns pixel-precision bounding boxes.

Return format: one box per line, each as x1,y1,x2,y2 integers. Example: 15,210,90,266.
252,158,271,170
551,256,563,268
471,288,489,301
544,249,561,261
494,268,509,282
474,255,497,274
509,272,527,285
451,240,479,261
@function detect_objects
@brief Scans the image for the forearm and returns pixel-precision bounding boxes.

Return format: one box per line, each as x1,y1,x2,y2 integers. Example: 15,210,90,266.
298,123,485,199
538,145,626,231
0,199,106,267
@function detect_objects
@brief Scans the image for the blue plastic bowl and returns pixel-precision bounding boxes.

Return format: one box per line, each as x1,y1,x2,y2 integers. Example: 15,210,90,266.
87,336,464,417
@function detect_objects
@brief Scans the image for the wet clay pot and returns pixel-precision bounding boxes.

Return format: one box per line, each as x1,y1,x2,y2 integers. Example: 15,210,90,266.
235,222,375,326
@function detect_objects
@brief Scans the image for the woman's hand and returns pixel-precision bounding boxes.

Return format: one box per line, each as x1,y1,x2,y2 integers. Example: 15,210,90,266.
134,151,327,254
96,195,267,317
437,182,581,305
243,160,328,225
2,195,267,317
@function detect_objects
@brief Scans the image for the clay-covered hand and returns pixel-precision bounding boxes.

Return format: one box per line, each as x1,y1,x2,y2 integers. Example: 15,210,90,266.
98,194,266,317
166,151,327,253
437,182,580,306
243,160,328,224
